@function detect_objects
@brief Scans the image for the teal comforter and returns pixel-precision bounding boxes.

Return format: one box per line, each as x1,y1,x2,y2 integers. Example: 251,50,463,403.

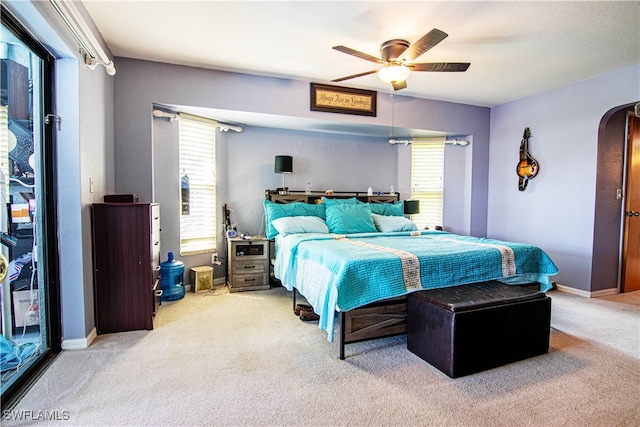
274,230,558,342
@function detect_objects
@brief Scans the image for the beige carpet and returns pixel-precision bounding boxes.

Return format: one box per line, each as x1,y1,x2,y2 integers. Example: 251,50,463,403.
4,287,639,426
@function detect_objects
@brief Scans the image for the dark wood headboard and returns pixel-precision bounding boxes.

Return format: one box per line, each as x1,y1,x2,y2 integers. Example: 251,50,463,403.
265,189,400,204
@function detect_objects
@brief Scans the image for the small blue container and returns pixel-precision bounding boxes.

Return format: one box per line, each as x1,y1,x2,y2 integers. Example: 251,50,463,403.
159,252,185,301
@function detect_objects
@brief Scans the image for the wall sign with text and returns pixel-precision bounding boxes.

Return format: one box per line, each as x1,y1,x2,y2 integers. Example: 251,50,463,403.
310,83,377,117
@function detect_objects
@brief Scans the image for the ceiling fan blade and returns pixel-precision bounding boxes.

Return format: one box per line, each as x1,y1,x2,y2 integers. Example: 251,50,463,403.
409,62,470,72
400,28,448,62
332,45,385,65
331,69,379,82
392,80,407,91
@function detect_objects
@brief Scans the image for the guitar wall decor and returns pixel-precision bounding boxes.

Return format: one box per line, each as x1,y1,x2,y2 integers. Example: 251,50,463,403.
516,127,539,191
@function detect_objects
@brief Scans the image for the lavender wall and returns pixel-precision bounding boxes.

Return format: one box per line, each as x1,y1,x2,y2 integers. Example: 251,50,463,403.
489,64,640,293
116,58,490,273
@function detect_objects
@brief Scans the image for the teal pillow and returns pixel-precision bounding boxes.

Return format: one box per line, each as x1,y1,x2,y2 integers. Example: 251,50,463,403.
325,203,377,234
369,201,404,217
263,200,326,239
322,197,358,206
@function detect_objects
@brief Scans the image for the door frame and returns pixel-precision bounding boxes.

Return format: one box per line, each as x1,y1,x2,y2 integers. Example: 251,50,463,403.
620,111,639,292
1,5,62,410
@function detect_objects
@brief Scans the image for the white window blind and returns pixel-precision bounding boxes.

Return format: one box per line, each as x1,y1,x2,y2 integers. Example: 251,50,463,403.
410,139,445,230
179,113,217,255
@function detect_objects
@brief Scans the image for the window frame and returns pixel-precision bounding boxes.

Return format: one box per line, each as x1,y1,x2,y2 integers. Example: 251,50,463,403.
410,139,446,230
178,113,217,255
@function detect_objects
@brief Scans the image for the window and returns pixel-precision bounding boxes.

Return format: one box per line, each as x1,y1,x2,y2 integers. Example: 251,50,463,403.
178,113,217,255
410,139,445,230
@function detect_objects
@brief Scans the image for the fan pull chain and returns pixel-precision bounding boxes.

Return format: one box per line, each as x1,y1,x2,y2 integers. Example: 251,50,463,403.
390,91,395,139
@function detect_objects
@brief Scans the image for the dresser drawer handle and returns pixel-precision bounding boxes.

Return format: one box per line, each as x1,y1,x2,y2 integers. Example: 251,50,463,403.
244,265,256,269
243,278,256,282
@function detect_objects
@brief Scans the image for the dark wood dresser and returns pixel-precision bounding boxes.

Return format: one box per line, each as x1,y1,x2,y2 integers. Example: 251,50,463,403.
92,203,161,334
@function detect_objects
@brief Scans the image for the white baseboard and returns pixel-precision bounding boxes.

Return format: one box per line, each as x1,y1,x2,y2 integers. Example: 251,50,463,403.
554,283,619,298
590,288,620,297
61,327,97,350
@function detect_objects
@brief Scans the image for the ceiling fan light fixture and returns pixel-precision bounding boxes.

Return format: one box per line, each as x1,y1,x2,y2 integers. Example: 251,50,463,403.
378,64,411,84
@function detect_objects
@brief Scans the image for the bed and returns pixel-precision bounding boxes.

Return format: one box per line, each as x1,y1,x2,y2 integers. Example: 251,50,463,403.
264,190,558,358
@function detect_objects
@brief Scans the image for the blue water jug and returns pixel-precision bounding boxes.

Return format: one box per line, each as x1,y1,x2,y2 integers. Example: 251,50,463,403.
159,252,185,301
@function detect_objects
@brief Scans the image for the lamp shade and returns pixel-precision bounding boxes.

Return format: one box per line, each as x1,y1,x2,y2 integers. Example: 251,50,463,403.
274,155,293,174
404,199,420,215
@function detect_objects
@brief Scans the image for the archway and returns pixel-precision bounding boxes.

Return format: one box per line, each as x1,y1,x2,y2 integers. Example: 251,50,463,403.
591,102,637,293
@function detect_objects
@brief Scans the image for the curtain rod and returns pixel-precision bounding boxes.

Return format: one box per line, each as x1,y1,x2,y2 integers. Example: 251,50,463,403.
50,0,116,75
388,138,469,146
152,110,244,133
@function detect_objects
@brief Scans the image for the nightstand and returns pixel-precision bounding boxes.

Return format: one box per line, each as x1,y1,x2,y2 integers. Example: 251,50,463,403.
227,237,270,292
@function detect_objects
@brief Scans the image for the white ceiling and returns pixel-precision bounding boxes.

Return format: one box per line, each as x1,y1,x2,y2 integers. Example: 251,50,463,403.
81,1,639,133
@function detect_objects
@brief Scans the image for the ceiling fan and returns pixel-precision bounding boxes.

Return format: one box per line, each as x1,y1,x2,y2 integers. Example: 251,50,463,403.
331,28,470,91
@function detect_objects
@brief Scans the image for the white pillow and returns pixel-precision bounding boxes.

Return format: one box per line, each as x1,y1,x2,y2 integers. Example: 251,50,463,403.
371,213,418,233
271,216,329,236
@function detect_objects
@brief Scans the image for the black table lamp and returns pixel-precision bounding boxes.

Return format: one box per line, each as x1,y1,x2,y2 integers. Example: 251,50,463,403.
275,155,293,193
404,199,420,220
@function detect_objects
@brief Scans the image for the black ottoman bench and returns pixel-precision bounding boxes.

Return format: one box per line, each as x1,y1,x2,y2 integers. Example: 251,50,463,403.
407,280,551,378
